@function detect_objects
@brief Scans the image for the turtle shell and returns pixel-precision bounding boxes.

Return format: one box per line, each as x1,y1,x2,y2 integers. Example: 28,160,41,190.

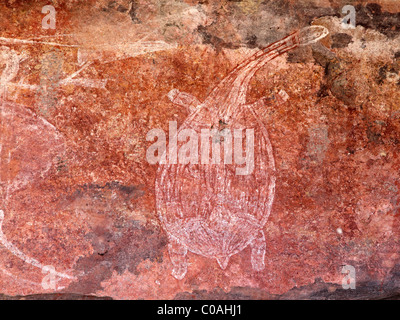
156,103,275,259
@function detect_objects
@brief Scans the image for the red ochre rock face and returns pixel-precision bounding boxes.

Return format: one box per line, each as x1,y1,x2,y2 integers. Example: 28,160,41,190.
0,0,399,300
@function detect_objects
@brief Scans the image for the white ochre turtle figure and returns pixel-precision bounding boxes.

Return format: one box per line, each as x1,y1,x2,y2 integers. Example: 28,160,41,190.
156,26,329,279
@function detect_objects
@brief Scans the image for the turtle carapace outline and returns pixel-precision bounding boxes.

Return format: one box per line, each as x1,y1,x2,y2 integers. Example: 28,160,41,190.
155,26,329,279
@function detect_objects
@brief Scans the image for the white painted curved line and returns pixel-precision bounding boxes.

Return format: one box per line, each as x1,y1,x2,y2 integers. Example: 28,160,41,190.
0,266,41,287
0,209,75,280
0,37,80,48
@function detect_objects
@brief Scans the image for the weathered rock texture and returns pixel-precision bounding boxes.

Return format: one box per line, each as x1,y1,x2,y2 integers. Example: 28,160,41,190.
0,0,399,299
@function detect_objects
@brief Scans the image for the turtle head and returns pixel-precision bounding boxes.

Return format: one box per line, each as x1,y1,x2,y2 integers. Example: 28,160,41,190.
298,25,329,46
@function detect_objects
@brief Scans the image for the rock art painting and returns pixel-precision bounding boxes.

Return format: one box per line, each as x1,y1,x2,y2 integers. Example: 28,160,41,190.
156,26,329,279
0,0,399,301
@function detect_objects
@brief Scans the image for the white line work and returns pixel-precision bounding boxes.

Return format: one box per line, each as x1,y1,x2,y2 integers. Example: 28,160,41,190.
0,37,80,48
0,266,42,287
155,26,329,279
0,37,177,90
0,45,75,286
0,31,179,287
0,210,75,280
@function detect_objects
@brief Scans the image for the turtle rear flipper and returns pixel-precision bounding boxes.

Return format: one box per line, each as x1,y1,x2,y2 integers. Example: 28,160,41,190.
250,230,266,271
217,256,230,270
168,238,188,280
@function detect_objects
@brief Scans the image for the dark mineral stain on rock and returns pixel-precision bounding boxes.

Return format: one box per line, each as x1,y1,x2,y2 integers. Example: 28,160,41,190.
61,181,144,213
262,0,291,16
366,120,386,144
65,216,167,294
376,64,399,85
0,293,113,300
311,43,357,108
331,33,353,49
197,25,241,52
58,182,167,294
128,0,141,23
287,46,314,64
174,266,400,300
282,268,400,300
245,34,258,49
174,286,274,300
356,3,400,38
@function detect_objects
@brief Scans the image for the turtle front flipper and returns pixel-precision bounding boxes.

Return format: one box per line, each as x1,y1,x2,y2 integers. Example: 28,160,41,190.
168,238,188,280
250,230,266,271
167,88,200,112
